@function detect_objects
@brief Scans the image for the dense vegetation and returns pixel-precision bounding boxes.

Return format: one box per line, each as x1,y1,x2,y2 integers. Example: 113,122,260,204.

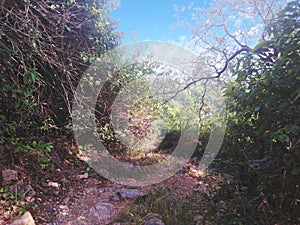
220,1,300,223
0,0,299,224
0,0,120,139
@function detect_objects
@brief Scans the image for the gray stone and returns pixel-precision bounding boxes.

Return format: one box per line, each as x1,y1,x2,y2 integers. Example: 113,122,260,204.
144,219,165,225
9,211,35,225
110,193,121,201
89,201,114,220
2,169,18,183
111,189,145,201
118,189,145,200
143,213,165,225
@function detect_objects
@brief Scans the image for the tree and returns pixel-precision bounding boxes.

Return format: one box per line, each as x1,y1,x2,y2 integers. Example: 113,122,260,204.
223,2,300,222
226,0,300,154
174,1,299,222
0,0,121,139
173,0,289,85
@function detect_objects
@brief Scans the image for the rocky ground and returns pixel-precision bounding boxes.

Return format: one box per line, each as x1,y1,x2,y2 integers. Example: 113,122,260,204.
0,156,225,225
1,141,299,225
0,145,227,225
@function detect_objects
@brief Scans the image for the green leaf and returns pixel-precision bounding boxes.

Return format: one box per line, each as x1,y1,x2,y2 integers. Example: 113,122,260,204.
278,134,289,143
252,41,268,54
65,24,71,32
289,125,300,135
2,193,8,198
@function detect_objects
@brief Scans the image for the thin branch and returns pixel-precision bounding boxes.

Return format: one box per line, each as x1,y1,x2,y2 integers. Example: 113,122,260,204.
222,23,249,48
198,79,209,121
162,46,250,104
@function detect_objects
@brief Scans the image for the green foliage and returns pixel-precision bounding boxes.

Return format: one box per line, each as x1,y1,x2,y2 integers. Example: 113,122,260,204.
200,200,246,225
0,187,35,215
115,187,202,225
222,2,300,223
225,0,300,153
23,68,42,85
0,187,23,211
12,140,52,154
160,102,182,133
92,61,157,155
0,0,121,164
9,139,53,169
0,0,121,139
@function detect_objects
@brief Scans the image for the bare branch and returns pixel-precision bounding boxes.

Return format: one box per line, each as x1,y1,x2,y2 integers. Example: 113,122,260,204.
222,23,248,49
162,46,250,104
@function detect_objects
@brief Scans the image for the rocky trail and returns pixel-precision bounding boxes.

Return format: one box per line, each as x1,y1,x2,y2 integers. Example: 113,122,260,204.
1,156,225,225
3,143,296,225
47,180,146,225
2,144,299,225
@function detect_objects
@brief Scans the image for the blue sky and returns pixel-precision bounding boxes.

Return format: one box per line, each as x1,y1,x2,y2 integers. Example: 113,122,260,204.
111,0,198,44
111,0,290,48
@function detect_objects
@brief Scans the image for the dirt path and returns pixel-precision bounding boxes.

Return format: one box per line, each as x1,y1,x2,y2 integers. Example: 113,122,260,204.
46,179,140,225
44,163,220,225
1,149,222,225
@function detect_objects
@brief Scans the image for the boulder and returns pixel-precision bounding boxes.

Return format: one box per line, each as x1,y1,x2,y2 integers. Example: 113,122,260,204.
10,211,35,225
2,169,18,184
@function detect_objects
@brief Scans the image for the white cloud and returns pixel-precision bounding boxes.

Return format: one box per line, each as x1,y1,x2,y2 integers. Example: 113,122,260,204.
180,35,187,43
248,26,259,36
180,6,186,13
